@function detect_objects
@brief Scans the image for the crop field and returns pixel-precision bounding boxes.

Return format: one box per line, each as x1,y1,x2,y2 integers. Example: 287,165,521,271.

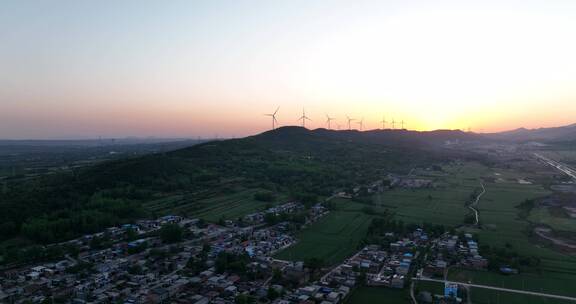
143,188,287,222
274,209,374,265
469,288,574,304
377,162,496,226
528,207,576,233
445,161,576,296
277,159,576,299
370,162,504,227
472,180,576,279
449,269,576,302
474,182,549,252
389,161,576,298
345,286,409,304
415,277,574,304
375,187,473,226
414,280,444,294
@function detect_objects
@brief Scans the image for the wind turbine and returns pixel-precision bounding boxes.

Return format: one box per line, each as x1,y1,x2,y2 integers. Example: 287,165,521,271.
380,116,388,129
356,117,364,131
298,108,312,128
264,106,280,130
346,115,355,130
401,120,405,130
391,119,396,130
325,114,335,129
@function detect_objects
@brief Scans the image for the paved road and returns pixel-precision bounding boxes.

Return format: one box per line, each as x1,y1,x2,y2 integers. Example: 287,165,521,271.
534,153,576,180
468,182,485,225
410,281,417,304
413,277,576,302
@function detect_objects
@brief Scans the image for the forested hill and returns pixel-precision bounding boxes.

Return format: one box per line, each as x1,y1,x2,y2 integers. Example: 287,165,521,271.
0,126,481,249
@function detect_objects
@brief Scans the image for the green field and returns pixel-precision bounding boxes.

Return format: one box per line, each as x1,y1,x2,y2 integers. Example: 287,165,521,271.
528,207,576,233
275,159,576,299
469,288,574,304
415,275,574,304
386,161,576,298
345,286,410,304
472,181,576,282
376,162,492,226
408,163,576,278
449,269,575,303
274,208,375,265
143,188,288,222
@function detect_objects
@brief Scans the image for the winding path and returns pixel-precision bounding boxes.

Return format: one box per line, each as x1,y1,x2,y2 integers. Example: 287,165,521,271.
468,182,486,225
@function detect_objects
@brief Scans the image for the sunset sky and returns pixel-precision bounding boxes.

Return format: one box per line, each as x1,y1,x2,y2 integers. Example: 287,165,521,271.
1,0,576,139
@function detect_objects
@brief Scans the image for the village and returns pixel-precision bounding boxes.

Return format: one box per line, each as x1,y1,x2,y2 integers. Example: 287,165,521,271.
0,192,495,304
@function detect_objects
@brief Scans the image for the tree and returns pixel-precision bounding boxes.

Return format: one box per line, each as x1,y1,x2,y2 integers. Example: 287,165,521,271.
160,224,183,243
254,192,275,202
267,287,280,300
128,264,143,275
305,257,324,274
235,294,254,304
124,228,138,241
271,268,283,283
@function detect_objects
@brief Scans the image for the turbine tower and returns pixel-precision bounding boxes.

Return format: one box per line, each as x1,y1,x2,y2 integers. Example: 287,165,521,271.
380,116,387,129
325,114,335,129
346,115,355,130
401,120,405,130
264,106,280,130
357,117,364,131
298,108,312,128
391,119,396,130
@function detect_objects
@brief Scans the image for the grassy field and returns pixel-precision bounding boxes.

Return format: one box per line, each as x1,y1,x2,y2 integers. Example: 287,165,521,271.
143,188,288,222
528,207,576,233
276,159,576,299
375,162,492,226
274,209,374,265
446,162,576,297
386,161,576,298
449,269,576,303
472,181,576,281
469,288,574,304
345,286,410,304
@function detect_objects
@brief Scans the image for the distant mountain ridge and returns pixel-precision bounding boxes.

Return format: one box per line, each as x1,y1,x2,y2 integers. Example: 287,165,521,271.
487,123,576,143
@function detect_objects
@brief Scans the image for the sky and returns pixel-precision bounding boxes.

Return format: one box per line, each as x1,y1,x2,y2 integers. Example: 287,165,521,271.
1,0,576,139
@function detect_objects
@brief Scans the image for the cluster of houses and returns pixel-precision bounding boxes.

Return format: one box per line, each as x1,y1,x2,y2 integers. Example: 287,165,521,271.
1,193,498,304
273,284,351,304
242,202,305,224
422,233,488,278
389,175,435,189
0,201,332,304
321,245,415,290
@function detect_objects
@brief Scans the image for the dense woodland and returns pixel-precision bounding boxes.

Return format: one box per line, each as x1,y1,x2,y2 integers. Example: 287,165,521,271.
0,127,483,264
